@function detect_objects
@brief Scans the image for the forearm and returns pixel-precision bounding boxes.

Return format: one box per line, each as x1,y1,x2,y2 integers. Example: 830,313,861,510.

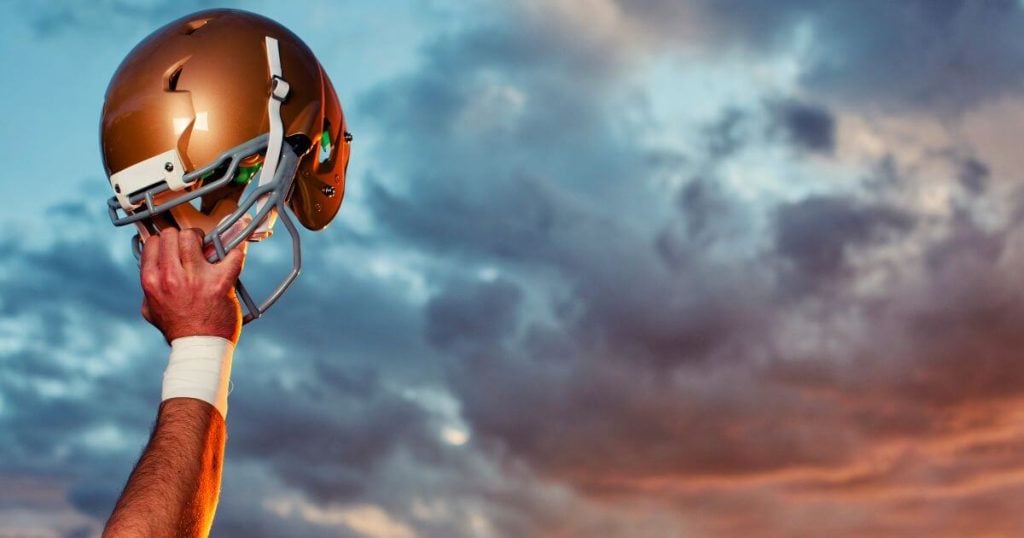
104,398,226,537
106,228,242,536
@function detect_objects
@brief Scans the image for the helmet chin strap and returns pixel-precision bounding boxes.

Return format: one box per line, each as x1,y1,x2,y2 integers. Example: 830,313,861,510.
250,36,290,240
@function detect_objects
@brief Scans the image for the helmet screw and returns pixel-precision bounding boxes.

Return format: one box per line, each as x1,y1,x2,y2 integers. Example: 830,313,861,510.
321,185,336,197
343,131,353,142
164,162,174,172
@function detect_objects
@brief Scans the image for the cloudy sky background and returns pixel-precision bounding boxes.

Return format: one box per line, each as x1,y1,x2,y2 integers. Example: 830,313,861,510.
3,0,1024,536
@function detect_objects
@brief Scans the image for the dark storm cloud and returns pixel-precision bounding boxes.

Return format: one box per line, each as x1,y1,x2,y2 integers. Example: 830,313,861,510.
769,99,836,154
875,212,1024,406
661,172,751,253
618,0,1024,111
228,365,438,503
774,195,913,289
365,173,570,265
446,339,856,484
705,107,750,159
958,157,989,194
789,0,1024,110
243,233,432,368
425,277,523,350
0,237,138,324
358,3,648,228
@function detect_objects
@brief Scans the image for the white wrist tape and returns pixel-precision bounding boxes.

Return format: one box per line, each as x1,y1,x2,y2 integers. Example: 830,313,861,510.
163,336,235,418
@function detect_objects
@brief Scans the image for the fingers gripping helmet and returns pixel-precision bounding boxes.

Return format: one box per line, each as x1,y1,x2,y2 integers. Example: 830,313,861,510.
100,9,351,322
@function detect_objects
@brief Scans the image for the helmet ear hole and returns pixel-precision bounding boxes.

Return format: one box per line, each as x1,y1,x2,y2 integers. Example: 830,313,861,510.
285,134,313,157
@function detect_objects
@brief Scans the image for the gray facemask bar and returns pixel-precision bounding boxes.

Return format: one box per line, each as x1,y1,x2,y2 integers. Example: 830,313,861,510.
107,133,304,324
106,133,270,226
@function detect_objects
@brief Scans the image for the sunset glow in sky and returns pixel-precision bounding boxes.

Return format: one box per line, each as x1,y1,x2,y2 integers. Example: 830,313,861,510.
3,1,1024,537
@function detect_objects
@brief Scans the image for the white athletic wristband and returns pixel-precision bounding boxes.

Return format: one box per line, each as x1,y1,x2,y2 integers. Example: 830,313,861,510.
163,336,234,419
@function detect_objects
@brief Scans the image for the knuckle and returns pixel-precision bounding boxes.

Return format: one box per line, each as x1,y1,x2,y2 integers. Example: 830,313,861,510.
141,272,160,292
160,273,180,290
181,227,203,245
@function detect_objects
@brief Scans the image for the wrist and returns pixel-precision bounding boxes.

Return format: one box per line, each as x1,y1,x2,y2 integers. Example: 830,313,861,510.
165,322,240,345
162,336,235,418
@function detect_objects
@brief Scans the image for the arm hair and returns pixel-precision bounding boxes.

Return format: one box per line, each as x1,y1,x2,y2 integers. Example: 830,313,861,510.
103,398,226,537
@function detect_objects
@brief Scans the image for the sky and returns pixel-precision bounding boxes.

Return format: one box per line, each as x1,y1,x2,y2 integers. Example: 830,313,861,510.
2,0,1024,536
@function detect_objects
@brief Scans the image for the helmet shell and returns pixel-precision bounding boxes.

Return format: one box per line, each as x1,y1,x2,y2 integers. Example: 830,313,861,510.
100,8,349,230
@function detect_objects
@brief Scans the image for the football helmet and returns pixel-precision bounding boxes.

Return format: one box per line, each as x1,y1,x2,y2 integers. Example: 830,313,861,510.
100,8,351,322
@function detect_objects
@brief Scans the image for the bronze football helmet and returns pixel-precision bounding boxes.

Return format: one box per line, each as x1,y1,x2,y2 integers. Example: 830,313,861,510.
100,8,351,322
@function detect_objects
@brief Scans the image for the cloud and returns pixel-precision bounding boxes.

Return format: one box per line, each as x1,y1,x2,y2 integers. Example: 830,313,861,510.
604,0,1024,111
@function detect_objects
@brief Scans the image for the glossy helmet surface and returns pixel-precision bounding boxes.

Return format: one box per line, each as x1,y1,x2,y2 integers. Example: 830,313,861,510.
100,8,351,322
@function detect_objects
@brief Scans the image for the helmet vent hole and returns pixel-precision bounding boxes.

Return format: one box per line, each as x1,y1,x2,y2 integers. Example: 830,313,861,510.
181,18,211,35
166,65,183,91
